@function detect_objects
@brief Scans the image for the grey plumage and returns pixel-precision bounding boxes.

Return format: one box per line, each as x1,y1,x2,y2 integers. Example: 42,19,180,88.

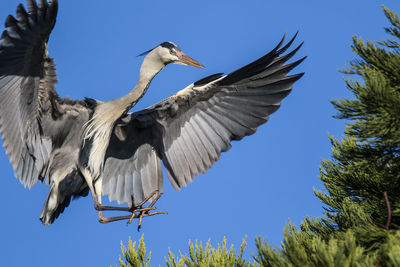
0,0,305,225
103,37,305,200
0,0,94,224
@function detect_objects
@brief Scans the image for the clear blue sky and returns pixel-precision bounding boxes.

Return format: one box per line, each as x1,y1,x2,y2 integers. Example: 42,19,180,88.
1,1,399,266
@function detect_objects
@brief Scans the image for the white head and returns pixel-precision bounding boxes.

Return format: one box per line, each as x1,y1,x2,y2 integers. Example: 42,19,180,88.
139,42,204,68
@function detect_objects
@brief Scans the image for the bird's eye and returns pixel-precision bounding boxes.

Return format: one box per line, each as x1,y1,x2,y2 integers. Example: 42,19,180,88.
170,49,176,55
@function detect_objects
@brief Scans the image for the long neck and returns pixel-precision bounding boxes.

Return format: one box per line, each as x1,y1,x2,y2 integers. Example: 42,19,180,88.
83,52,166,176
115,52,165,112
83,51,166,141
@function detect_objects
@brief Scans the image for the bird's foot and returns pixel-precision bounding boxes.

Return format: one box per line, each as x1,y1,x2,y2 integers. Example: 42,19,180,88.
127,191,167,231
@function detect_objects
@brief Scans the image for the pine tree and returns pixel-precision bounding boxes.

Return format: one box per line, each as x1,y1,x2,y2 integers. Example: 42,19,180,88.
117,235,151,267
255,5,400,266
116,235,256,267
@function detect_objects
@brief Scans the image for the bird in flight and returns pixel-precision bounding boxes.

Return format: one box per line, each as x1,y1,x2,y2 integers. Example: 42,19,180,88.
0,0,305,229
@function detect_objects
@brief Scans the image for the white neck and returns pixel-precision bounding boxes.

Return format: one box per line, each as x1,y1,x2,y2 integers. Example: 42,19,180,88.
121,51,166,111
83,49,167,177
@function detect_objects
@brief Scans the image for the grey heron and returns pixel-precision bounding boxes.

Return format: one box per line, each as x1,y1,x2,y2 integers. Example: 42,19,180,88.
0,0,305,228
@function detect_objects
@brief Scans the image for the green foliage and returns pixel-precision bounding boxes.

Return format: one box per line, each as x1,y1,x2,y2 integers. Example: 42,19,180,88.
254,5,400,266
118,235,151,267
255,224,377,267
165,236,256,267
117,235,255,267
314,4,400,244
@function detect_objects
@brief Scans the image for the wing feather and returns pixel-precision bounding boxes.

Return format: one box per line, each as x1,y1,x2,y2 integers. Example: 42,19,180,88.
0,0,58,187
174,134,193,180
192,113,219,161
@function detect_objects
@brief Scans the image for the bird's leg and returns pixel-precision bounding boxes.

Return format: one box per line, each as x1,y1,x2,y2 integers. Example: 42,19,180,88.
81,169,131,212
97,195,133,223
83,179,129,222
81,169,165,225
95,193,158,224
127,191,167,231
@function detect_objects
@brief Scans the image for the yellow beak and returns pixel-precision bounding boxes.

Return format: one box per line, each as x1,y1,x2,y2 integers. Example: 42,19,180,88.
179,54,205,68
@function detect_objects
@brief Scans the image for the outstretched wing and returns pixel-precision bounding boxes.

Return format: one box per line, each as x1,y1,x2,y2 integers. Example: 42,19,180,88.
0,0,59,188
102,34,305,206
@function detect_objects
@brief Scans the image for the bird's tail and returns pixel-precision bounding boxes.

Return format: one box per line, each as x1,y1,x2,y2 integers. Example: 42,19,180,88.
40,171,88,225
40,183,64,225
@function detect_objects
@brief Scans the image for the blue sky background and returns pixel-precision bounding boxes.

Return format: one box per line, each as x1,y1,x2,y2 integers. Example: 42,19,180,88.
1,1,400,266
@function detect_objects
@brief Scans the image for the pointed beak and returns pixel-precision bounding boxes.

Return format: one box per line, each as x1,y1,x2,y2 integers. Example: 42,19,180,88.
179,53,205,68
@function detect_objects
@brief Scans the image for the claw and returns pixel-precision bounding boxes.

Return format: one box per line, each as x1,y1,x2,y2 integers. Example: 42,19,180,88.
126,191,165,230
126,207,156,225
137,215,143,231
137,211,168,231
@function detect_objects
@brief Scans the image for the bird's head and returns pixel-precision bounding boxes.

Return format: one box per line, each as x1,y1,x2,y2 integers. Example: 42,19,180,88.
138,42,204,68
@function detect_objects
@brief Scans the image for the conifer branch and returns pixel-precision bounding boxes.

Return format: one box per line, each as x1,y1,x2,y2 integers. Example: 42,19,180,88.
372,192,393,232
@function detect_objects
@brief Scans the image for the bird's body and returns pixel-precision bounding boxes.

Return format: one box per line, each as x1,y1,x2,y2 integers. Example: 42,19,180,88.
39,98,94,224
0,0,305,226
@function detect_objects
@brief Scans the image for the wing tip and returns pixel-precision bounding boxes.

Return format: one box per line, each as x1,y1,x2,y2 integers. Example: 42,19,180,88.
218,32,304,86
291,72,305,82
277,32,300,55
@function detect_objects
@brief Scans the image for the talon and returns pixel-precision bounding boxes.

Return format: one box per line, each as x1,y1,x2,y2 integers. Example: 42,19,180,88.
138,214,144,231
